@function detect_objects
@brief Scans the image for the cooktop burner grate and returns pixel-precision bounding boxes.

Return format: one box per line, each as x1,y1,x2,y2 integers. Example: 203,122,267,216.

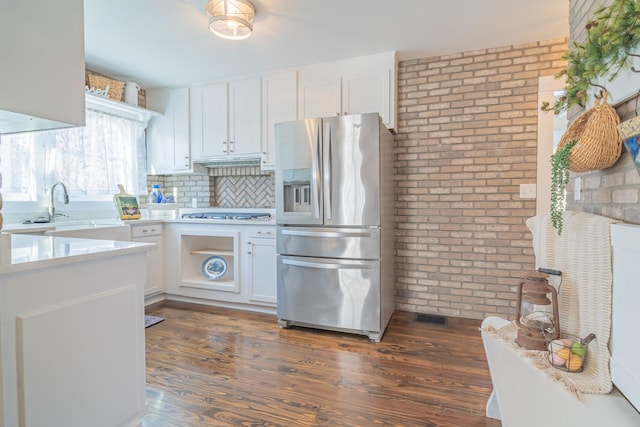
181,212,272,221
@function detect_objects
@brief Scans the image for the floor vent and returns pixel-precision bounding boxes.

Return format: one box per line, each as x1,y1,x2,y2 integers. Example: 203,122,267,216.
415,313,448,325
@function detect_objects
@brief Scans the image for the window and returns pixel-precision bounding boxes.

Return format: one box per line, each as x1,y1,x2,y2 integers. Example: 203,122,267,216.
0,108,147,202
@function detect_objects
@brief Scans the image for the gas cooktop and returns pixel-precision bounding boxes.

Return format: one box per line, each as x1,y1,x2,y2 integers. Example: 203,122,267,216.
181,212,272,221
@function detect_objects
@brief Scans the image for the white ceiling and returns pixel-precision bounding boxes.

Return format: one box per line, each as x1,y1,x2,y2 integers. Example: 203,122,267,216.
84,0,569,90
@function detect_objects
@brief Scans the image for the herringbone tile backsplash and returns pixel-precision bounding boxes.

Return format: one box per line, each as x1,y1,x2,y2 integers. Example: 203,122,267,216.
215,174,273,208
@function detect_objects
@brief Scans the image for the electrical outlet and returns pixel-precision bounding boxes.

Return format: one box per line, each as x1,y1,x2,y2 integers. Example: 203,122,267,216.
574,177,582,201
519,183,537,199
191,198,198,208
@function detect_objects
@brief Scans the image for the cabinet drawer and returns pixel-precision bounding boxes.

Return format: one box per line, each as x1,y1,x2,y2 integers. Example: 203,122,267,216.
131,224,163,238
248,227,276,239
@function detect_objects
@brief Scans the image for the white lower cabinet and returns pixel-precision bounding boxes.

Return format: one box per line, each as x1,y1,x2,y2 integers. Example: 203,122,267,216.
0,248,147,427
130,223,164,297
247,229,277,305
164,223,276,311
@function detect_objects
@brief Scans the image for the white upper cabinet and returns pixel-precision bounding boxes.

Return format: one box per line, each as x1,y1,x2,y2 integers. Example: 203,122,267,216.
191,77,261,160
230,78,262,155
192,82,228,157
298,64,341,119
298,52,397,129
147,88,202,175
261,71,298,170
0,0,85,134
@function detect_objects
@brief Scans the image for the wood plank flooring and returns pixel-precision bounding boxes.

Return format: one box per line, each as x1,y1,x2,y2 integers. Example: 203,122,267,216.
142,301,501,427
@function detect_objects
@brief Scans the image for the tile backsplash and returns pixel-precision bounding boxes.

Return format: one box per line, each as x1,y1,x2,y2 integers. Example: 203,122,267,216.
209,166,274,208
147,166,274,209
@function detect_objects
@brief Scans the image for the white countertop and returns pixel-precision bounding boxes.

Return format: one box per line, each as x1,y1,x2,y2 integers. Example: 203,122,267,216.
2,218,165,234
0,234,155,275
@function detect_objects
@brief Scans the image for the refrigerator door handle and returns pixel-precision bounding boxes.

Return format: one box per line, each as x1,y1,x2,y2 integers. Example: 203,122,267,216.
281,229,373,238
323,120,332,220
311,121,321,220
282,259,372,270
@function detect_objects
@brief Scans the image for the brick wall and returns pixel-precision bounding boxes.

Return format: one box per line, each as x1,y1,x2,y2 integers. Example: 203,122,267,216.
564,0,640,223
394,38,568,319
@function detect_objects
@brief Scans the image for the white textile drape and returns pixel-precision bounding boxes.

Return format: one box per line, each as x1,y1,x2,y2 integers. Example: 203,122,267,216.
0,109,147,201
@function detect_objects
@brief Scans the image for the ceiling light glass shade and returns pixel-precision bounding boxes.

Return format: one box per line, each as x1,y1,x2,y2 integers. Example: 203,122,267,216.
206,0,255,40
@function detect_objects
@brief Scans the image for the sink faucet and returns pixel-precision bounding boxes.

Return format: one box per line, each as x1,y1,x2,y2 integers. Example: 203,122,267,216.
49,182,69,221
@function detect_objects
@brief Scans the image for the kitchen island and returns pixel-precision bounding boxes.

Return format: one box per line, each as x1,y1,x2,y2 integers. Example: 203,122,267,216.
0,233,154,427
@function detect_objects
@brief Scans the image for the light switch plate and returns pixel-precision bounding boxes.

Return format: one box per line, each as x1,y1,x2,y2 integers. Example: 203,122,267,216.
519,183,537,199
574,177,582,201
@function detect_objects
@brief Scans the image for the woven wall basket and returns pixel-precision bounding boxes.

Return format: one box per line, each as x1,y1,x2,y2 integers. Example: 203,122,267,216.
556,92,622,173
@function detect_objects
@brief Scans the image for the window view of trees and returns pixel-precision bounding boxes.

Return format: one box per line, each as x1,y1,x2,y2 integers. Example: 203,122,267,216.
0,109,147,201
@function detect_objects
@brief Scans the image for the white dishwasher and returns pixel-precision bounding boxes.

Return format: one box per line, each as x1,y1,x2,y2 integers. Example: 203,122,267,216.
131,223,164,297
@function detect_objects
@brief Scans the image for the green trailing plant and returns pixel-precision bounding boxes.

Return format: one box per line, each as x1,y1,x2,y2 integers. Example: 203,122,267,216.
550,140,578,235
541,0,640,113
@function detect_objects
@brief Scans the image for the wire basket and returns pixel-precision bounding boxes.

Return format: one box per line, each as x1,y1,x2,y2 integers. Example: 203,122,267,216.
545,332,594,373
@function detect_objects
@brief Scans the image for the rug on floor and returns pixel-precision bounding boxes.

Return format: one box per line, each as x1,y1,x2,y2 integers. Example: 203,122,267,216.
145,315,164,328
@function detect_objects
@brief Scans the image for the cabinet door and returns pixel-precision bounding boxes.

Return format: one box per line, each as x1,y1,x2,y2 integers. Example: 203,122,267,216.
261,71,297,169
199,82,229,157
172,88,192,171
229,77,261,155
134,234,164,296
0,0,85,133
147,88,193,174
248,237,277,304
342,53,396,128
342,69,389,122
298,64,341,119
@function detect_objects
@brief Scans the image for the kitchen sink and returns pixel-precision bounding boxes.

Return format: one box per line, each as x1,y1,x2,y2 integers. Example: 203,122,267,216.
50,219,124,230
45,220,130,240
4,219,130,240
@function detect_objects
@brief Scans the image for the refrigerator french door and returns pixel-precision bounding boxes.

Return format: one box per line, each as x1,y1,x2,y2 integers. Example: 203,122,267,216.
275,113,394,341
275,114,381,226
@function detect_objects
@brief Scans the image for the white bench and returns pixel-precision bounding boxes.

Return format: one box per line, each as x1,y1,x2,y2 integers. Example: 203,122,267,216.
481,219,640,426
481,316,640,426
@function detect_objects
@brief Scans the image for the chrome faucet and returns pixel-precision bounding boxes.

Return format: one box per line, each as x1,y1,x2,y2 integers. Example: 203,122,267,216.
49,182,69,221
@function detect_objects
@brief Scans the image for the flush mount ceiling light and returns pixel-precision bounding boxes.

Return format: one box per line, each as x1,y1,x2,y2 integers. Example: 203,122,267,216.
205,0,255,40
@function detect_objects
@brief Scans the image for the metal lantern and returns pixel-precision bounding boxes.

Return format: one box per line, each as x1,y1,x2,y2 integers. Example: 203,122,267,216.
515,272,560,350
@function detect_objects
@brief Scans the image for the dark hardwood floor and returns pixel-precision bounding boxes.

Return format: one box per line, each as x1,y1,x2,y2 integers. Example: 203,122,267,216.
142,301,501,427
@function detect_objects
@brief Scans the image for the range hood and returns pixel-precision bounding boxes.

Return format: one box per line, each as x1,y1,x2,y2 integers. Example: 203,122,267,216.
192,153,264,169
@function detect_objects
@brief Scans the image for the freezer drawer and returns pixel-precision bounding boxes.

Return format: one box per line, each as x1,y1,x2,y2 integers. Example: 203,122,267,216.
277,255,381,333
276,226,380,259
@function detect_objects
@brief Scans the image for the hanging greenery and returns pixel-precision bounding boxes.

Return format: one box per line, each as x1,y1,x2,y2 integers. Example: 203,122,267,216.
541,0,640,113
550,140,579,235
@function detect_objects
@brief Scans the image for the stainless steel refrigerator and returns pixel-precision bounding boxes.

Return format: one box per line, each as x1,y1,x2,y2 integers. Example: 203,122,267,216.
275,113,394,341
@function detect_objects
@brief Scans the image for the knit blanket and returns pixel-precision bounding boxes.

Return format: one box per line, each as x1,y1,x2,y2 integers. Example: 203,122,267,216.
487,211,619,398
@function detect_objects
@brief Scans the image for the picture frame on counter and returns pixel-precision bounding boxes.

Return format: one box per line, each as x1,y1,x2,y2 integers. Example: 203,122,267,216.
114,195,141,220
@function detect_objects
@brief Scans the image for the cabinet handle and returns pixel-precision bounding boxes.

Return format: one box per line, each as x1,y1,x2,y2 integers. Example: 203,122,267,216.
222,141,227,154
229,141,234,153
184,155,189,168
344,112,348,115
247,242,252,255
337,112,340,116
